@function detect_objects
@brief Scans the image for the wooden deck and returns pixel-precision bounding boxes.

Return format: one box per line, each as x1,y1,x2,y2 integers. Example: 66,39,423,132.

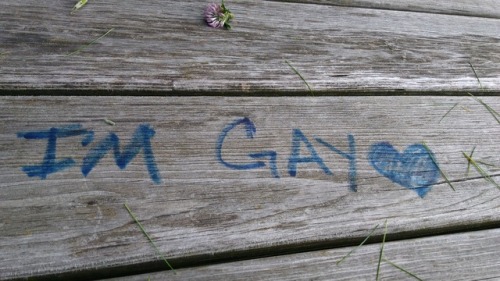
1,0,499,280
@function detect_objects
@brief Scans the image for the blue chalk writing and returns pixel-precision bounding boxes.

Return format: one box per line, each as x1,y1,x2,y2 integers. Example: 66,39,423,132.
216,117,280,178
315,134,357,192
215,119,443,197
368,142,439,198
82,124,161,184
17,125,93,179
18,124,161,184
288,129,332,177
81,131,95,146
214,119,446,197
249,151,280,178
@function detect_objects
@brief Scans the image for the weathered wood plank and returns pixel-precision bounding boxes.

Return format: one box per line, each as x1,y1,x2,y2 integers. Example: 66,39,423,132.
1,96,500,279
1,0,499,93
103,228,500,281
270,0,500,18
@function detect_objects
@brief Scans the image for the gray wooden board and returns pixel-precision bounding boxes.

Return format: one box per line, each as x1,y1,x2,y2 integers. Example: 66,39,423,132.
269,0,500,18
103,228,500,281
0,0,499,93
1,96,500,279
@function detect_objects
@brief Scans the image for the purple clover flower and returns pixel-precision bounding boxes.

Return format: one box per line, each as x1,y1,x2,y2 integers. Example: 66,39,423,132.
204,1,234,29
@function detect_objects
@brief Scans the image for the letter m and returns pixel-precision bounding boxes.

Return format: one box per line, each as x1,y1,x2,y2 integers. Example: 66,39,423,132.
81,124,161,184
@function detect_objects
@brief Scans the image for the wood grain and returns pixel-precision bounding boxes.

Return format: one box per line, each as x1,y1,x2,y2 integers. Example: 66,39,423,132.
268,0,500,18
1,96,500,279
0,0,499,93
103,228,500,281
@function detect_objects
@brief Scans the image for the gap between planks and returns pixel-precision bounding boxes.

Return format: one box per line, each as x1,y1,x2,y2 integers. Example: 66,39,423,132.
101,227,500,281
264,0,500,19
1,90,500,97
13,221,500,281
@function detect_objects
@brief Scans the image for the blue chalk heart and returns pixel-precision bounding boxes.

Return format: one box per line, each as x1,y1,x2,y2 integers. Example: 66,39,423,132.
368,142,439,197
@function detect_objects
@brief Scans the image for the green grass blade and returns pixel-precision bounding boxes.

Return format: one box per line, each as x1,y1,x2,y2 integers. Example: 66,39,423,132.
468,62,484,91
383,258,423,281
66,28,114,56
71,0,89,14
124,203,176,273
285,60,313,94
439,102,458,123
375,220,388,281
336,223,380,265
467,63,500,124
465,146,476,177
422,142,455,191
468,93,500,124
462,152,500,190
476,160,499,168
